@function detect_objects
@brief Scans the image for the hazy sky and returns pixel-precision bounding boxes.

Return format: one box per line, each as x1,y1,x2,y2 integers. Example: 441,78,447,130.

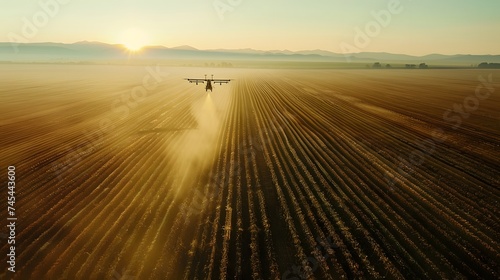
1,0,499,55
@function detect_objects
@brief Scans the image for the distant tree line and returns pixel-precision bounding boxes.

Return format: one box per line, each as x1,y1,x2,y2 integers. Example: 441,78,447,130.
369,62,429,69
405,63,428,69
204,62,234,68
370,62,392,68
478,62,500,69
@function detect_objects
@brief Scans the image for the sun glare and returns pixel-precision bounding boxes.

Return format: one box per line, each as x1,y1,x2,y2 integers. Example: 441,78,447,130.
120,28,148,52
124,42,143,52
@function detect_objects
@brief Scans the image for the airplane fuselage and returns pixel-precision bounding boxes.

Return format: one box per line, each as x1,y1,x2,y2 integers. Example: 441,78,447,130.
206,80,212,92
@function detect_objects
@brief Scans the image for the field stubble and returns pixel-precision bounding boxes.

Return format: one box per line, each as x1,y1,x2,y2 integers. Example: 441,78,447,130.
0,65,499,279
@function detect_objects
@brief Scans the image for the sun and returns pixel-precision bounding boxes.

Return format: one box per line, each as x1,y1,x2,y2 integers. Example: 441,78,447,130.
120,28,148,52
124,42,143,52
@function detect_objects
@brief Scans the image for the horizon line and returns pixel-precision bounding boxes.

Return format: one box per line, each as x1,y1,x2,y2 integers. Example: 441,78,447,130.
1,41,500,57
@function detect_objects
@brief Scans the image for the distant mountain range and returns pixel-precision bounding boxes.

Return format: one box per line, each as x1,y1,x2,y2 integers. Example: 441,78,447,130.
0,42,499,66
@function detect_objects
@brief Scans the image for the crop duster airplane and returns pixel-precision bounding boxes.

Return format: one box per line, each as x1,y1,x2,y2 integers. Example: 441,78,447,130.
185,75,231,92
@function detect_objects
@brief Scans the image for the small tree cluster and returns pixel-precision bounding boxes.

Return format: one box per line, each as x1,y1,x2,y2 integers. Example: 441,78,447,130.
371,62,392,68
204,62,234,68
478,62,500,69
419,63,428,69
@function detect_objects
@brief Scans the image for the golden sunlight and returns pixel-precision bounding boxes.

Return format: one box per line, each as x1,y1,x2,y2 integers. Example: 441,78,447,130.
120,28,148,51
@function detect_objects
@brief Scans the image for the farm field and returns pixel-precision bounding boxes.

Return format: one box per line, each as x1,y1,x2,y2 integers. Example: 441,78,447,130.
1,65,499,279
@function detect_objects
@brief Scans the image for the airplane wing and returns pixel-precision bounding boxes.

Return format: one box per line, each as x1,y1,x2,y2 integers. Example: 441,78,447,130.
185,78,205,85
212,79,231,85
